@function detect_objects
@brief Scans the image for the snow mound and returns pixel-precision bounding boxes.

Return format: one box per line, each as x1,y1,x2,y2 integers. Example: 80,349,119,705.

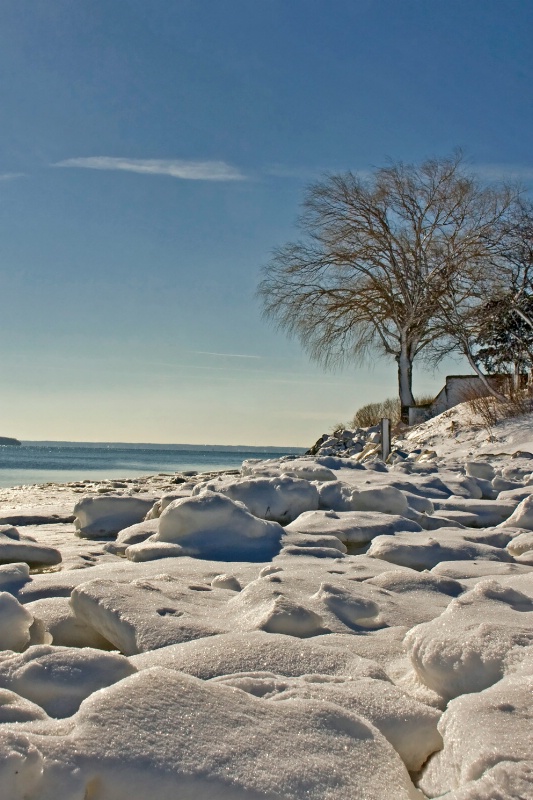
0,667,422,800
0,645,136,717
419,673,533,796
130,630,391,682
405,580,533,700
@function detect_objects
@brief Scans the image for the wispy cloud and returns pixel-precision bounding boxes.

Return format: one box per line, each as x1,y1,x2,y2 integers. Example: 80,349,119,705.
0,172,25,181
52,157,247,181
190,351,262,359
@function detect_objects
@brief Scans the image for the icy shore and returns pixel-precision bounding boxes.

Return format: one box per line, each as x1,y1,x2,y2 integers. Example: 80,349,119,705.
0,404,532,799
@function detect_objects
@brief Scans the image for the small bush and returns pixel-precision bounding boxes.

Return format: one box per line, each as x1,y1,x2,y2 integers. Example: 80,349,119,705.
351,394,437,428
414,393,435,407
352,398,401,428
462,381,533,440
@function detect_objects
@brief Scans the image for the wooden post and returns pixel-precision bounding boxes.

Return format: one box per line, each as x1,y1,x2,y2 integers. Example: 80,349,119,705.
381,417,391,461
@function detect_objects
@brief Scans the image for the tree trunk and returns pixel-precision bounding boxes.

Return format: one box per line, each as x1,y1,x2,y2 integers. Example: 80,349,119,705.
396,347,415,422
464,349,507,401
511,306,533,331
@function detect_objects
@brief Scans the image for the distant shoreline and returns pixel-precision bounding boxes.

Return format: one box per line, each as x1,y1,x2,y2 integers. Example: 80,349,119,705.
21,441,306,453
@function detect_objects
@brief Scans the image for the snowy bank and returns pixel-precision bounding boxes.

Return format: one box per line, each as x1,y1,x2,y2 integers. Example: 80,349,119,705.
0,407,532,798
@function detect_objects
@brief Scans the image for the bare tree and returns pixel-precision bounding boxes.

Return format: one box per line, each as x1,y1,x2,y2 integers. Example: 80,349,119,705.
499,198,533,330
433,194,530,399
258,152,515,416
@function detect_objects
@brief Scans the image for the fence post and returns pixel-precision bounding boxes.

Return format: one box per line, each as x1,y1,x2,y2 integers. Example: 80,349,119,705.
381,417,391,461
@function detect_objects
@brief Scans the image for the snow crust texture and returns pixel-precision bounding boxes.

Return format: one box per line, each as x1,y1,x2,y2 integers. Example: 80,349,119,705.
0,405,533,799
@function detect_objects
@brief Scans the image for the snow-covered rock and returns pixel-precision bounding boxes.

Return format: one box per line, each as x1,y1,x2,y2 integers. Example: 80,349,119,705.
318,481,410,515
130,629,391,681
263,675,442,772
70,574,229,654
465,460,495,481
105,519,159,555
194,475,319,523
153,491,283,561
0,688,49,723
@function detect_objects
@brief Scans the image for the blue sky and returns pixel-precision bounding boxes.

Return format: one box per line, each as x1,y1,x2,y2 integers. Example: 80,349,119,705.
1,0,532,445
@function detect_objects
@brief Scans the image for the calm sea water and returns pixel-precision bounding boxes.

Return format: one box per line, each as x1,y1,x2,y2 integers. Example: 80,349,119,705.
0,443,305,489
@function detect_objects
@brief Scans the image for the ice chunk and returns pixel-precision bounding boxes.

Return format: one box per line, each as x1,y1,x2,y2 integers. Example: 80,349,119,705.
432,498,517,527
277,459,338,481
144,488,194,519
0,525,61,568
0,562,30,594
431,559,533,581
71,575,229,654
0,591,34,651
130,630,391,682
125,540,186,561
0,730,43,800
265,675,442,772
318,483,409,515
312,582,382,628
105,519,159,555
210,573,241,591
281,530,347,553
73,494,155,538
367,529,513,571
506,530,533,556
0,688,49,723
440,761,533,800
285,509,421,546
465,461,495,481
500,493,533,530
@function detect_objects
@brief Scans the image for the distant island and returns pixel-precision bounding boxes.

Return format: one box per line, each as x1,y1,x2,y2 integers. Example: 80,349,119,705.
0,436,21,446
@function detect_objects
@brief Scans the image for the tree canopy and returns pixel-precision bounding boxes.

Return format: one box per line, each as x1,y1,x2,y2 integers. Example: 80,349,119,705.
258,152,520,411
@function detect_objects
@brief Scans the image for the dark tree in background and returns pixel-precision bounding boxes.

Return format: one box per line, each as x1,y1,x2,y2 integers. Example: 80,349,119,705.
476,295,533,376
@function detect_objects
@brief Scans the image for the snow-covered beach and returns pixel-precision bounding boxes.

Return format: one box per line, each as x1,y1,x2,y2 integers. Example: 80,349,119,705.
1,404,533,799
